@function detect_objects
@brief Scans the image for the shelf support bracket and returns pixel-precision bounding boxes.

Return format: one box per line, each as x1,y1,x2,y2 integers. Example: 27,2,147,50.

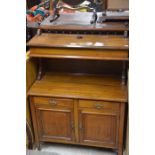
37,58,43,80
122,61,127,85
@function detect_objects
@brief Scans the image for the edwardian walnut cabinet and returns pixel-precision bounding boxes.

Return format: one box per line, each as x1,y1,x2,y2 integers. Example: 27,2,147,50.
27,33,128,155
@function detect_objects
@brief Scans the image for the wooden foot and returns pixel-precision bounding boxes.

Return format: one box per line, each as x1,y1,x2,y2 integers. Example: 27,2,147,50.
117,148,123,155
113,149,118,155
37,142,42,151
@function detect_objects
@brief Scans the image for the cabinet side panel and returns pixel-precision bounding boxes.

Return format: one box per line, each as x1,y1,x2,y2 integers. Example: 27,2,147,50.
29,97,40,148
118,103,126,155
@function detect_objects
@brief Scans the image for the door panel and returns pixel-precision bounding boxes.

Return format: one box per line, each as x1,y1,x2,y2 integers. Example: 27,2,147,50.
35,105,74,142
79,110,119,148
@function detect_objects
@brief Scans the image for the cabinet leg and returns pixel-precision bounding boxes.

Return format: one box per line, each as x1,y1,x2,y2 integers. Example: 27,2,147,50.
113,149,118,155
117,148,123,155
37,142,42,151
36,142,41,151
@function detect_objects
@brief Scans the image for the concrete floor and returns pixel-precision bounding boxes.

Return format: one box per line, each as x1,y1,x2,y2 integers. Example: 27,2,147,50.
27,143,118,155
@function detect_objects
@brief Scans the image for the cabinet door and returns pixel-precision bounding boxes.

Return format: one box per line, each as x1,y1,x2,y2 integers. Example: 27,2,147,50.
78,100,120,148
32,97,75,143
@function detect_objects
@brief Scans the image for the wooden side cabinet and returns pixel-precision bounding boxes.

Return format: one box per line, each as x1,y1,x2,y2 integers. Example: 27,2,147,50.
27,33,128,155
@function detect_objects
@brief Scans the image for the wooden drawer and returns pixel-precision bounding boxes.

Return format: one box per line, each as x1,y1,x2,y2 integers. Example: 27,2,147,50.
32,97,73,108
79,100,120,112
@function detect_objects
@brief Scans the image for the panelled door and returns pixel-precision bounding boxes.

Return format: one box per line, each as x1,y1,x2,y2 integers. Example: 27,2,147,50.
78,100,120,148
32,97,75,143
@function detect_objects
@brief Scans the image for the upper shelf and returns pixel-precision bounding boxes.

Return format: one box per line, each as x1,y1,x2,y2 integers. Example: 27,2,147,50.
27,33,128,60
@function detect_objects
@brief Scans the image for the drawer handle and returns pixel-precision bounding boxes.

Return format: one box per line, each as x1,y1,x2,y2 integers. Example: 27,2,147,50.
95,103,103,109
49,99,57,106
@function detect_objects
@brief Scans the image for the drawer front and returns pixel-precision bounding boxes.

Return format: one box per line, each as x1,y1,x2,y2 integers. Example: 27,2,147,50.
32,97,73,108
79,100,120,112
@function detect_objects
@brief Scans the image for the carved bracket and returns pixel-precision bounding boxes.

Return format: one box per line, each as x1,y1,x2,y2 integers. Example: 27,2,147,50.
37,59,43,80
121,61,127,85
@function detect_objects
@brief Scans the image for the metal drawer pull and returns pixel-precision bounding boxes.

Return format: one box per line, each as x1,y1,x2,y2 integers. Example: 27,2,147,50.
49,99,57,106
95,103,103,109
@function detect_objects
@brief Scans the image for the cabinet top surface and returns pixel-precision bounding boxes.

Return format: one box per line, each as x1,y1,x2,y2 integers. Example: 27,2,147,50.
28,73,128,102
27,33,129,50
